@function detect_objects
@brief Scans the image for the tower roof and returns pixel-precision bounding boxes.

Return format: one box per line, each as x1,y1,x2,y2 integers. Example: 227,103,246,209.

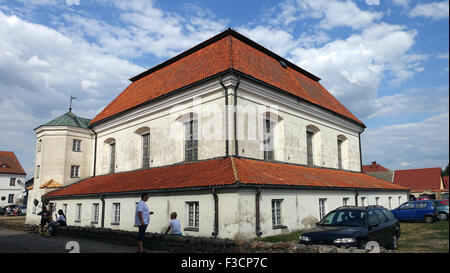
37,111,91,129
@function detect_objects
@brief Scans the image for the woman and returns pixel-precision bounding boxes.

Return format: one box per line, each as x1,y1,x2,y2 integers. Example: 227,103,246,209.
48,209,67,236
37,206,50,236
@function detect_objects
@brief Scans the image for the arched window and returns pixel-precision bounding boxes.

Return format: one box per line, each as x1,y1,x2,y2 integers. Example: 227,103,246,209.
135,127,150,168
306,125,320,166
104,138,116,174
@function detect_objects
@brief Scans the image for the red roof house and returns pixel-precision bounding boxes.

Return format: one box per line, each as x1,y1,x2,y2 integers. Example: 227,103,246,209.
362,161,390,173
393,167,445,193
0,151,26,175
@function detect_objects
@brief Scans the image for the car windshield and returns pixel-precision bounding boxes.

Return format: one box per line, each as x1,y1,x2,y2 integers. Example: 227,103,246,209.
318,210,366,227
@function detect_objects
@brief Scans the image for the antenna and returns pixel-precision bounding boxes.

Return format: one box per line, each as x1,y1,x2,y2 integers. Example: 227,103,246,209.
69,96,77,111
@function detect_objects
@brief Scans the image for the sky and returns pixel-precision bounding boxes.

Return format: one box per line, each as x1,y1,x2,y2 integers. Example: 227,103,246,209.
0,0,448,179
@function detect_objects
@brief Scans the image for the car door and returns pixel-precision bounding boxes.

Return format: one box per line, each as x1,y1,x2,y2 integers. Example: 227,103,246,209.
374,209,392,247
414,202,430,221
367,210,383,245
396,202,415,221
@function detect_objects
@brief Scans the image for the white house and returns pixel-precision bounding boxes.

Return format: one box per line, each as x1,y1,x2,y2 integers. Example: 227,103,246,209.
26,29,409,240
0,151,26,207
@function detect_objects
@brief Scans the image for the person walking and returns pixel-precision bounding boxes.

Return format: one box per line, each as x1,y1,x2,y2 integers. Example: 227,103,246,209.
165,212,182,236
37,206,50,236
134,192,153,253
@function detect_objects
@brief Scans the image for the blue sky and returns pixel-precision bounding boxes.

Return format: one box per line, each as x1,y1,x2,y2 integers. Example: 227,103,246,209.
0,0,448,178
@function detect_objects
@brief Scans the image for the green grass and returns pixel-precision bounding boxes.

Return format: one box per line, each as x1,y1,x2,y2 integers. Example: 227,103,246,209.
257,221,449,253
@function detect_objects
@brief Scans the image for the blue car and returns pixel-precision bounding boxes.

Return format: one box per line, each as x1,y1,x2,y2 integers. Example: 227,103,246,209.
391,201,439,223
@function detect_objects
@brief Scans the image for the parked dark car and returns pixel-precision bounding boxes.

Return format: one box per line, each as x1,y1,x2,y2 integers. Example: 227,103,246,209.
391,201,438,223
432,200,449,221
298,206,400,250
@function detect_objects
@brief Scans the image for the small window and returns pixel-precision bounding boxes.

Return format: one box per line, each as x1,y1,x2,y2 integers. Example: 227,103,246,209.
272,200,283,226
337,139,343,169
110,143,116,174
360,197,366,206
8,194,14,203
375,197,380,206
263,119,275,161
1,164,7,168
306,131,315,165
38,139,42,152
92,203,99,224
343,198,349,206
319,198,327,219
398,196,402,206
142,133,150,168
75,203,82,222
10,178,16,186
184,118,198,162
62,204,67,216
72,139,82,152
112,203,120,225
186,202,199,229
388,197,392,209
70,165,80,178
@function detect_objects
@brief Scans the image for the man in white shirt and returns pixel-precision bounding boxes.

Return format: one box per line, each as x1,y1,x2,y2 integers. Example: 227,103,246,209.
135,192,153,253
165,212,182,236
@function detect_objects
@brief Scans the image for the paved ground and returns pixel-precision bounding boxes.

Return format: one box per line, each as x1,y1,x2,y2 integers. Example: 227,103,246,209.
0,227,166,253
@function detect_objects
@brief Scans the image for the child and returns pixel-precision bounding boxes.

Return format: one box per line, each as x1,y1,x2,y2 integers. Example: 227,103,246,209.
165,212,182,236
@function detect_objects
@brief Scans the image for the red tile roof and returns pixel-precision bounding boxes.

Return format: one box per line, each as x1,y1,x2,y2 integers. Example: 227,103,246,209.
90,29,363,126
362,161,390,173
40,179,62,189
0,151,26,175
393,168,443,192
44,157,407,198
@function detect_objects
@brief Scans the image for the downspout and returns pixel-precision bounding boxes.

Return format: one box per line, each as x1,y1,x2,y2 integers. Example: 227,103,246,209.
255,187,262,237
234,75,241,156
100,195,105,228
90,127,98,177
212,188,219,238
219,76,229,157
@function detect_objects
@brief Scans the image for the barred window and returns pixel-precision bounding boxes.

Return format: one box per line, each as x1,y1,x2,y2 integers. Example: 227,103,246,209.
75,203,82,222
70,165,80,178
112,203,120,225
306,131,314,165
263,119,275,161
272,200,282,226
337,139,343,169
187,202,199,228
72,139,82,152
10,178,16,186
184,118,198,162
92,203,99,224
319,198,327,219
110,142,116,174
142,133,150,168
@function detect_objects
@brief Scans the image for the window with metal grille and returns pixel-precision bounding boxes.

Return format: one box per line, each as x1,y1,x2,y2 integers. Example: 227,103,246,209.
142,133,150,168
263,119,275,161
70,165,80,178
187,202,199,228
8,194,14,203
112,203,120,224
75,203,82,222
337,139,343,169
319,198,327,219
92,203,99,224
184,118,198,162
272,199,282,226
110,143,116,174
72,139,82,152
307,131,314,165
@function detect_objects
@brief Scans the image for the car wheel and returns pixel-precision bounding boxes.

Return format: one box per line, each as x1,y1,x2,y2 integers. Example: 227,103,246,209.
437,212,448,221
423,215,434,223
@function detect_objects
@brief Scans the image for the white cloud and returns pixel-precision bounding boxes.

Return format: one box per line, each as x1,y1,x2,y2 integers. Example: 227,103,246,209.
392,0,411,8
362,112,449,170
409,1,449,20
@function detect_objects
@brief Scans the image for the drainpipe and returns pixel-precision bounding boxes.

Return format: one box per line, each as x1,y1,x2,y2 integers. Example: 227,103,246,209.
255,187,262,237
219,76,229,157
212,188,219,238
355,190,360,207
234,75,241,156
100,195,105,228
90,127,98,177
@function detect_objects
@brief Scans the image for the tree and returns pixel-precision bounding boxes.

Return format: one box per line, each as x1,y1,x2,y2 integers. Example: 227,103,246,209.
443,163,449,176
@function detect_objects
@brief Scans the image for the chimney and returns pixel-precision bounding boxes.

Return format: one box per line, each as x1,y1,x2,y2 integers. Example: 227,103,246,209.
371,161,377,168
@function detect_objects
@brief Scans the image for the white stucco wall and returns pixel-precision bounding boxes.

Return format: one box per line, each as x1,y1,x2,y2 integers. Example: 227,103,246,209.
0,173,26,207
